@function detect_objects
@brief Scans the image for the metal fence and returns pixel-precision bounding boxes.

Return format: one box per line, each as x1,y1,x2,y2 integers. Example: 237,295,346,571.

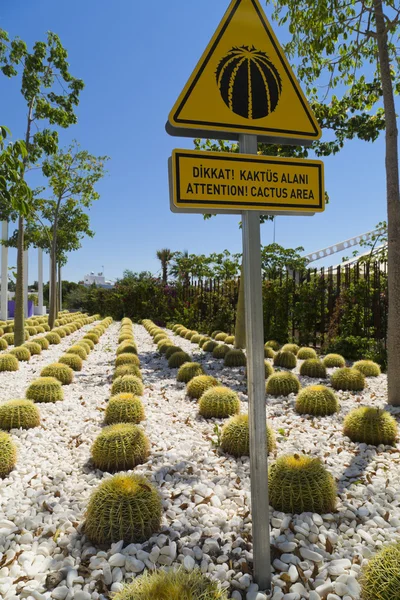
177,261,388,345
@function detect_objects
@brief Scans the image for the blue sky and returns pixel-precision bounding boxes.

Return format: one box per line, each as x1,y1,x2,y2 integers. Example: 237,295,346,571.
0,0,389,284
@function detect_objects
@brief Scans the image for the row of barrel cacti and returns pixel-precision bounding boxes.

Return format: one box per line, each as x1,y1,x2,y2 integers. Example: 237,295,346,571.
169,323,395,444
172,324,249,367
89,317,148,474
81,317,168,600
0,315,112,478
166,322,398,476
106,320,399,600
0,312,100,372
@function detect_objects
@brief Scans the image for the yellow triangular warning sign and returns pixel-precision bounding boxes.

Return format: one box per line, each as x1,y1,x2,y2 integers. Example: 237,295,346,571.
167,0,321,144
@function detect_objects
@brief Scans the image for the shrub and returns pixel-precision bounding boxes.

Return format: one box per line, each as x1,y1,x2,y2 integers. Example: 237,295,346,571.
0,354,19,372
0,431,16,477
85,473,162,546
26,377,64,403
0,399,40,430
168,351,191,368
45,332,61,345
116,353,141,368
91,423,149,472
112,568,228,600
32,337,50,350
0,338,8,350
199,386,240,418
265,340,280,351
165,346,183,359
105,393,145,425
360,542,400,600
323,353,346,368
343,407,397,446
282,343,300,355
273,351,297,369
331,367,365,391
299,359,327,379
10,346,31,362
295,385,339,417
224,349,246,367
41,363,74,385
353,360,381,377
23,342,42,356
215,332,228,342
266,372,300,397
113,364,142,380
66,345,87,360
269,454,337,514
297,347,317,360
324,335,370,360
177,362,205,383
203,340,218,353
59,354,83,372
264,346,275,359
221,414,275,457
186,375,219,399
112,375,144,396
225,335,235,344
84,333,99,344
213,344,230,359
117,342,138,355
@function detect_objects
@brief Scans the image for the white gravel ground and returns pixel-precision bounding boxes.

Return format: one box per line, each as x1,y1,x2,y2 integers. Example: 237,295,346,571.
1,321,399,600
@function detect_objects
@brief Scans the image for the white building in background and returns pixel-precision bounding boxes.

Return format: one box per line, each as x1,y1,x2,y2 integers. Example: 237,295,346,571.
83,271,114,289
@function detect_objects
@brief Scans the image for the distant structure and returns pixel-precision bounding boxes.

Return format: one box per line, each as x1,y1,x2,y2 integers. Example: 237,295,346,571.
303,227,386,268
83,271,114,289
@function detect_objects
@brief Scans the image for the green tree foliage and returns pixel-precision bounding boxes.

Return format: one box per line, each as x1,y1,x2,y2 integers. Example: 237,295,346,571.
0,30,84,345
40,142,107,328
265,0,399,404
156,248,174,285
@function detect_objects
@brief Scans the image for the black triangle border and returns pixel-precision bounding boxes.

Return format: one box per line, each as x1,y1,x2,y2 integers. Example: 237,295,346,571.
172,0,319,138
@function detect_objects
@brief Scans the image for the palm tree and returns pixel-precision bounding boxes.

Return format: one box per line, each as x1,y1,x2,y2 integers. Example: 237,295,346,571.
156,248,174,285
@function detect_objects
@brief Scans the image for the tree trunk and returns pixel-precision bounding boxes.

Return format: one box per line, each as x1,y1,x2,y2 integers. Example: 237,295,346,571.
14,215,25,346
374,0,400,405
48,231,58,329
162,262,167,285
234,262,246,348
57,262,62,312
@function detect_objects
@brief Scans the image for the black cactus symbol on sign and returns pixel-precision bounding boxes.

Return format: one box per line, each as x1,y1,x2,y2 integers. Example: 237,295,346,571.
216,46,283,120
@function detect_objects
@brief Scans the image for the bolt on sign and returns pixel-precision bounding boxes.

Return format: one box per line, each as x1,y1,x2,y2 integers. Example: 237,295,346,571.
166,0,322,144
169,149,324,214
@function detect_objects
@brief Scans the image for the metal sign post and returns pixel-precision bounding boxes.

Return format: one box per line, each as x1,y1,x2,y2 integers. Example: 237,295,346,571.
166,0,326,591
240,134,271,590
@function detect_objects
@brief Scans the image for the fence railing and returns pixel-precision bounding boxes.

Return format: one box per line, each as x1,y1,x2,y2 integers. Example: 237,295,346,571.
177,261,388,345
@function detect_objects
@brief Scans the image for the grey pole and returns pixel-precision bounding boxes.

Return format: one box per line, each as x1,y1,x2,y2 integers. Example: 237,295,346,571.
240,133,271,591
38,248,43,315
1,221,8,320
23,249,29,318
